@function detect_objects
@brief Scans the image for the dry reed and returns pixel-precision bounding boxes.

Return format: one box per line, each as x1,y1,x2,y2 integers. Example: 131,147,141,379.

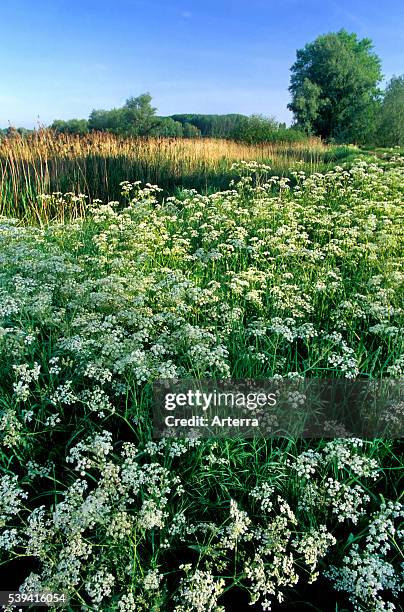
0,130,330,222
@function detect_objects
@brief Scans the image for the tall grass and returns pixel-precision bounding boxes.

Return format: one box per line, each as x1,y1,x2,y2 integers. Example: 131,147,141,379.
0,130,337,221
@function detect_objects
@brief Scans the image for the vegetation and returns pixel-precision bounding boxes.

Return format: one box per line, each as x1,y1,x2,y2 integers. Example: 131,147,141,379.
1,24,403,612
170,113,246,137
165,113,305,142
87,93,161,137
0,129,341,222
1,157,403,610
233,115,307,144
378,75,404,147
52,103,306,143
50,119,89,136
288,30,382,143
2,31,402,148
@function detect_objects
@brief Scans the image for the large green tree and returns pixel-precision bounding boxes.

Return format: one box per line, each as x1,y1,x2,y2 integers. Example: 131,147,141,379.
377,75,404,146
121,93,160,136
288,30,382,142
88,93,160,136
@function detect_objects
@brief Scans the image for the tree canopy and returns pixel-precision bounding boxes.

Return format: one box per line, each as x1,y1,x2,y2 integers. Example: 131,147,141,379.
87,93,160,137
51,118,89,135
51,102,304,142
288,30,382,142
377,75,404,147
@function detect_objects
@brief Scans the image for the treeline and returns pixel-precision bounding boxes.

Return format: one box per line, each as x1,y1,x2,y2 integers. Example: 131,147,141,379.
47,93,306,143
0,127,31,138
170,114,306,142
2,30,403,147
40,70,404,146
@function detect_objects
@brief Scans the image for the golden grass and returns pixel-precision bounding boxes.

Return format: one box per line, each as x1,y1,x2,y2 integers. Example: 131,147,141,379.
0,129,329,222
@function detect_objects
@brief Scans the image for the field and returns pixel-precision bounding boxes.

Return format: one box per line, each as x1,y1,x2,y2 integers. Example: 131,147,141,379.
0,131,359,222
0,136,403,611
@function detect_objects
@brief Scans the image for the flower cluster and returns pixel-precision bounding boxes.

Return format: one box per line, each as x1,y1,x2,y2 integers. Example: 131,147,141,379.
0,158,403,609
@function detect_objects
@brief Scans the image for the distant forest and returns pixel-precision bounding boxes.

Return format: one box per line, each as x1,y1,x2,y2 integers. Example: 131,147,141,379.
48,95,307,144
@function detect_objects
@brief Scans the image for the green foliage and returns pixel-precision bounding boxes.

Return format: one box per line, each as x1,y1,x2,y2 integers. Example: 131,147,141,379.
153,117,184,137
233,114,278,142
288,30,383,142
170,113,246,138
47,97,311,143
182,122,202,138
234,114,307,143
121,93,160,136
87,93,160,136
170,114,307,143
288,78,323,135
52,118,89,135
88,107,125,133
377,75,404,146
0,126,32,138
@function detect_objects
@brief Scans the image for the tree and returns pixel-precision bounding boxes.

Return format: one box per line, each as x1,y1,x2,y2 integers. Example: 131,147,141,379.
52,119,89,135
121,93,160,136
88,108,124,133
182,123,201,138
170,114,246,138
154,117,184,137
87,93,160,136
377,75,404,146
288,79,323,135
288,30,382,142
233,114,279,143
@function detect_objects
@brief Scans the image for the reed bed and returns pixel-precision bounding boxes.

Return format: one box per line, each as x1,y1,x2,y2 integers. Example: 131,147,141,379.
0,130,334,221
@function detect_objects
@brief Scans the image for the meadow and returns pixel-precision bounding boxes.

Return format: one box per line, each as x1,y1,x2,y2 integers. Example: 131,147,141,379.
0,131,357,222
0,136,403,611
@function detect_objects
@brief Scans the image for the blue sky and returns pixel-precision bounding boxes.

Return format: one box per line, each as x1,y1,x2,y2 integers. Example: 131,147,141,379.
1,0,403,127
